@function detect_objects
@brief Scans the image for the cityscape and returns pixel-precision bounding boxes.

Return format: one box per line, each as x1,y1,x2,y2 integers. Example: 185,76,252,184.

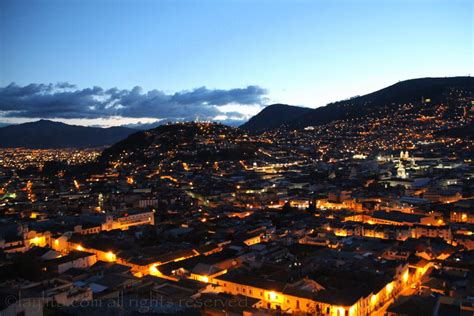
0,1,473,316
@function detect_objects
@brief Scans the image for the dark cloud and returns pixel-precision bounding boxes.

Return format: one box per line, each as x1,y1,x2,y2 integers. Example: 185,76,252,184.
0,82,267,121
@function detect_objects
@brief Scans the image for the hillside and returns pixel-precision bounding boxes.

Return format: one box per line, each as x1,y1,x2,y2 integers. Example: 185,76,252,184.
240,104,312,133
241,77,474,131
296,77,473,128
99,122,264,165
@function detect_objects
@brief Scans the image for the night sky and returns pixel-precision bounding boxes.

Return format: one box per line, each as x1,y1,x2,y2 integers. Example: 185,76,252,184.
0,0,472,126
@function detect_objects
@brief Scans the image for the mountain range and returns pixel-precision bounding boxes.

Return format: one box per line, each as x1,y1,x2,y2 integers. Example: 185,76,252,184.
0,120,136,149
0,77,472,148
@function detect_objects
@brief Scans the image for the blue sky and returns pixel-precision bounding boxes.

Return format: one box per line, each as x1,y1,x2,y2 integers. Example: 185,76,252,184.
0,0,472,126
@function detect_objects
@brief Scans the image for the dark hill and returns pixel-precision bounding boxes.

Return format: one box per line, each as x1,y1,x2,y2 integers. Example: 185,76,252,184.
292,77,474,128
240,104,312,133
99,122,262,165
241,77,474,131
437,121,474,139
0,120,136,148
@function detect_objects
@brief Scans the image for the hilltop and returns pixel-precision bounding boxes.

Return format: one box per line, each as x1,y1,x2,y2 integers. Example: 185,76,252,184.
240,104,312,133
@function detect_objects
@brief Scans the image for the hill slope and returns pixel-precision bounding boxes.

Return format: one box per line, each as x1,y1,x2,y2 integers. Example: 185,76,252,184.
99,122,263,165
292,77,474,128
240,104,312,132
242,77,474,131
0,120,136,148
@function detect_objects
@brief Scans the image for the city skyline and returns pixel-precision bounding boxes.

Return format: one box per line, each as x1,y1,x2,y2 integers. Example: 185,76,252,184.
0,1,473,315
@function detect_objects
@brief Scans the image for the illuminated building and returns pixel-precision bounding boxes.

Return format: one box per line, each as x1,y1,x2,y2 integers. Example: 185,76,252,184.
396,161,407,179
101,210,155,231
450,210,474,224
212,266,409,315
48,251,97,273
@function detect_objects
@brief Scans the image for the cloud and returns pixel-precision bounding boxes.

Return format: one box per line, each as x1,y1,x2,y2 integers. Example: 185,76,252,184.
0,82,268,122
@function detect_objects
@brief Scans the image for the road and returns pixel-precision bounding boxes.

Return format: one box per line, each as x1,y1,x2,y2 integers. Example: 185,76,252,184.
370,285,417,316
